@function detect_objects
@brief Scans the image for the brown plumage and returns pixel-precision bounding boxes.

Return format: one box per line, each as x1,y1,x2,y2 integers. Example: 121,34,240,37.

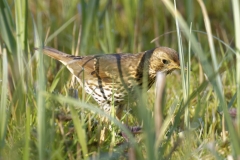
43,47,180,119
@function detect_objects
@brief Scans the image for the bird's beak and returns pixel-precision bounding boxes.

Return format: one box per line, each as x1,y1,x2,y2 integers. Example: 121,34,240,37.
166,65,181,74
172,65,181,70
177,66,181,70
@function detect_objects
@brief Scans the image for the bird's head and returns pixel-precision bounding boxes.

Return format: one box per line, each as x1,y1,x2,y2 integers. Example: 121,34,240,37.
148,47,180,76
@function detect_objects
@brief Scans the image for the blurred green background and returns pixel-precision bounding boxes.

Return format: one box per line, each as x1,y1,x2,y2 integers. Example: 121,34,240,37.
0,0,239,159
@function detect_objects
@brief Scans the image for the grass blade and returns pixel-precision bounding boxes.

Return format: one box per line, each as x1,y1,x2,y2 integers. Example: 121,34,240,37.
70,106,89,160
34,9,47,159
0,0,17,54
174,0,189,128
0,47,8,149
80,0,99,54
46,15,77,45
232,0,240,137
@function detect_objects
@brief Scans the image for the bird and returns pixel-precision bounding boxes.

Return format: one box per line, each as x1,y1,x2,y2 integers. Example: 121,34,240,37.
42,47,180,120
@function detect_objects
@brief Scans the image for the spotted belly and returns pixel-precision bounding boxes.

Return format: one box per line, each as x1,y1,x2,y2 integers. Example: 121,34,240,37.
83,81,127,108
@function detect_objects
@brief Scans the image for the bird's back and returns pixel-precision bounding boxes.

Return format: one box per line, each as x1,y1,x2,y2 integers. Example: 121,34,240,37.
42,47,150,106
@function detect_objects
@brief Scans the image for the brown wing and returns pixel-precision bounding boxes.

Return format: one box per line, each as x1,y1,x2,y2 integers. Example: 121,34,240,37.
87,53,149,89
80,53,146,106
43,47,144,87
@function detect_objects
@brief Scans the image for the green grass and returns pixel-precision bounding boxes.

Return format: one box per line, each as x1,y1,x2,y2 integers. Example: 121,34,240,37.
0,0,239,159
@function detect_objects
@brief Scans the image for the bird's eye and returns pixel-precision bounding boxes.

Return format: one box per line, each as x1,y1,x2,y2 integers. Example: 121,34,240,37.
162,59,169,64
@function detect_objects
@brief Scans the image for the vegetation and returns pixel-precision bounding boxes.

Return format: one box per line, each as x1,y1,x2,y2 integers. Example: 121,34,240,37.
0,0,239,159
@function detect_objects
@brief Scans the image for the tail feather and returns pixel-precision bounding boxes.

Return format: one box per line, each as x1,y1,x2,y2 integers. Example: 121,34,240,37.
42,47,78,64
40,47,85,78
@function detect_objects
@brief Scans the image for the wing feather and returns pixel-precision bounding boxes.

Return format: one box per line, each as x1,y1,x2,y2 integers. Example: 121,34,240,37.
43,47,144,87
